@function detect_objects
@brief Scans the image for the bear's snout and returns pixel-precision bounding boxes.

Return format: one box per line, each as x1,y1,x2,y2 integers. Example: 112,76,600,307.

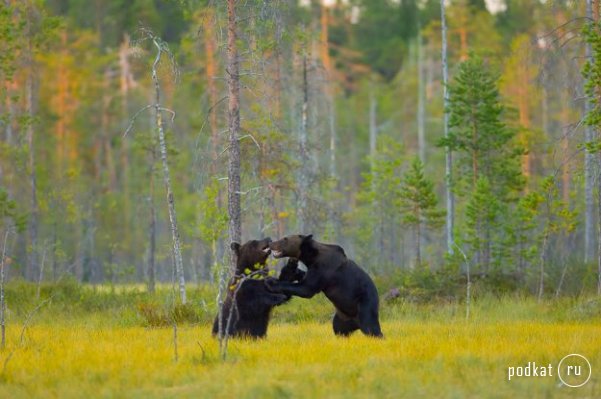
260,237,272,253
268,241,285,258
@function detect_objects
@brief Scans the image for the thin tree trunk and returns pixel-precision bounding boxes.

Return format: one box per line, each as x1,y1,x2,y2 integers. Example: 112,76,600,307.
441,0,455,255
417,30,426,163
26,29,38,282
298,53,309,233
598,152,601,295
36,246,48,300
148,156,156,295
227,0,242,253
150,36,186,304
538,232,548,302
585,0,596,264
1,231,9,349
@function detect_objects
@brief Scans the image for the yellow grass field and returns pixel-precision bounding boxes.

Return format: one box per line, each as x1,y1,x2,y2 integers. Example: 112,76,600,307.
1,311,599,398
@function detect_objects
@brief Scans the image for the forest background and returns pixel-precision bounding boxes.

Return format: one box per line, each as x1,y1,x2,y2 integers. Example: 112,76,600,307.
1,0,601,301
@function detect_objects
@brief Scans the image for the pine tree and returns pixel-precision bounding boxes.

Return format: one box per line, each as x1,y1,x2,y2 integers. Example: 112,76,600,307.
440,54,524,272
441,54,524,198
464,177,499,272
399,157,445,268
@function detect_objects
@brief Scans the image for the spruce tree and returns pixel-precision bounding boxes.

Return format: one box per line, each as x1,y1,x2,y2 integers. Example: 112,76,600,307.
440,54,524,272
441,54,524,198
399,157,445,268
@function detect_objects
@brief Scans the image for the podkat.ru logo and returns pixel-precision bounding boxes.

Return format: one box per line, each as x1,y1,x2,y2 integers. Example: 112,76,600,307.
507,354,592,388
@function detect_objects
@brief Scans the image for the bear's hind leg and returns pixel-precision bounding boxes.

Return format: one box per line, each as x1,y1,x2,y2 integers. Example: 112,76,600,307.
333,312,360,336
358,302,383,338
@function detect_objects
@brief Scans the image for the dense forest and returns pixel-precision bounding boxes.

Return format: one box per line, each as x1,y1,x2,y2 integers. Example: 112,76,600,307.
1,0,600,299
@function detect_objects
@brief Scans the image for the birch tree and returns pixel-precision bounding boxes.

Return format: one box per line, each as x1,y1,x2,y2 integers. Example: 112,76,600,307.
440,0,455,255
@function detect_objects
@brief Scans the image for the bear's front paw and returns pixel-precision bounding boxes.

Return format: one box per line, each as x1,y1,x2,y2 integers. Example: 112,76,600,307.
264,277,282,293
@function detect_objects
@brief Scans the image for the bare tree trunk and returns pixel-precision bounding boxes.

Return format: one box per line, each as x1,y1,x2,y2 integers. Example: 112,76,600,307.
1,231,9,349
26,28,38,282
598,152,601,295
538,232,548,302
227,0,242,253
441,0,455,255
585,0,596,264
298,53,309,233
148,154,156,294
149,35,186,304
417,30,426,163
36,246,47,300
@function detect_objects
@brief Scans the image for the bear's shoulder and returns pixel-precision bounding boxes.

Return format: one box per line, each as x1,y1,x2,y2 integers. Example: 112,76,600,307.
320,243,346,257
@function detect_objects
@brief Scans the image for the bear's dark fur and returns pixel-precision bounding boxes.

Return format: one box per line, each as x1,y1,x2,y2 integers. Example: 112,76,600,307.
266,234,383,337
212,238,295,339
278,257,306,283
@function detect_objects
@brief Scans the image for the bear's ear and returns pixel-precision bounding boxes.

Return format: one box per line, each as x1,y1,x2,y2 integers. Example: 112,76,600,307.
302,234,313,242
230,242,241,254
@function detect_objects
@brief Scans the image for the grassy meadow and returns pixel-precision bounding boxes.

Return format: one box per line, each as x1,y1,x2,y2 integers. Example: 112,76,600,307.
0,283,600,398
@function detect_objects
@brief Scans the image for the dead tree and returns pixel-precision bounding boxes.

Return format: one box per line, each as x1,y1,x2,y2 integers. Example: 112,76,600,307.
148,33,186,304
124,29,186,303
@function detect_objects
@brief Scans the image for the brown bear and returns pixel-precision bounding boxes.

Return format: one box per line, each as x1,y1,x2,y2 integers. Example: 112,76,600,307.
265,234,383,337
212,238,298,339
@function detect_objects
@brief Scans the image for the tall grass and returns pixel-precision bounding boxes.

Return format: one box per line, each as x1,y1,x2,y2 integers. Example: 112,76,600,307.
0,282,599,398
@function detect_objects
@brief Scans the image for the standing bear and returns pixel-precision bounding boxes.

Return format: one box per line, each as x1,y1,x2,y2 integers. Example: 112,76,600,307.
212,238,302,339
265,234,383,337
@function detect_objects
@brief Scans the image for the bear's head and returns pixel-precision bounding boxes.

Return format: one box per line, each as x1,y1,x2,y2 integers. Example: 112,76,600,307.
230,237,272,274
269,234,313,259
